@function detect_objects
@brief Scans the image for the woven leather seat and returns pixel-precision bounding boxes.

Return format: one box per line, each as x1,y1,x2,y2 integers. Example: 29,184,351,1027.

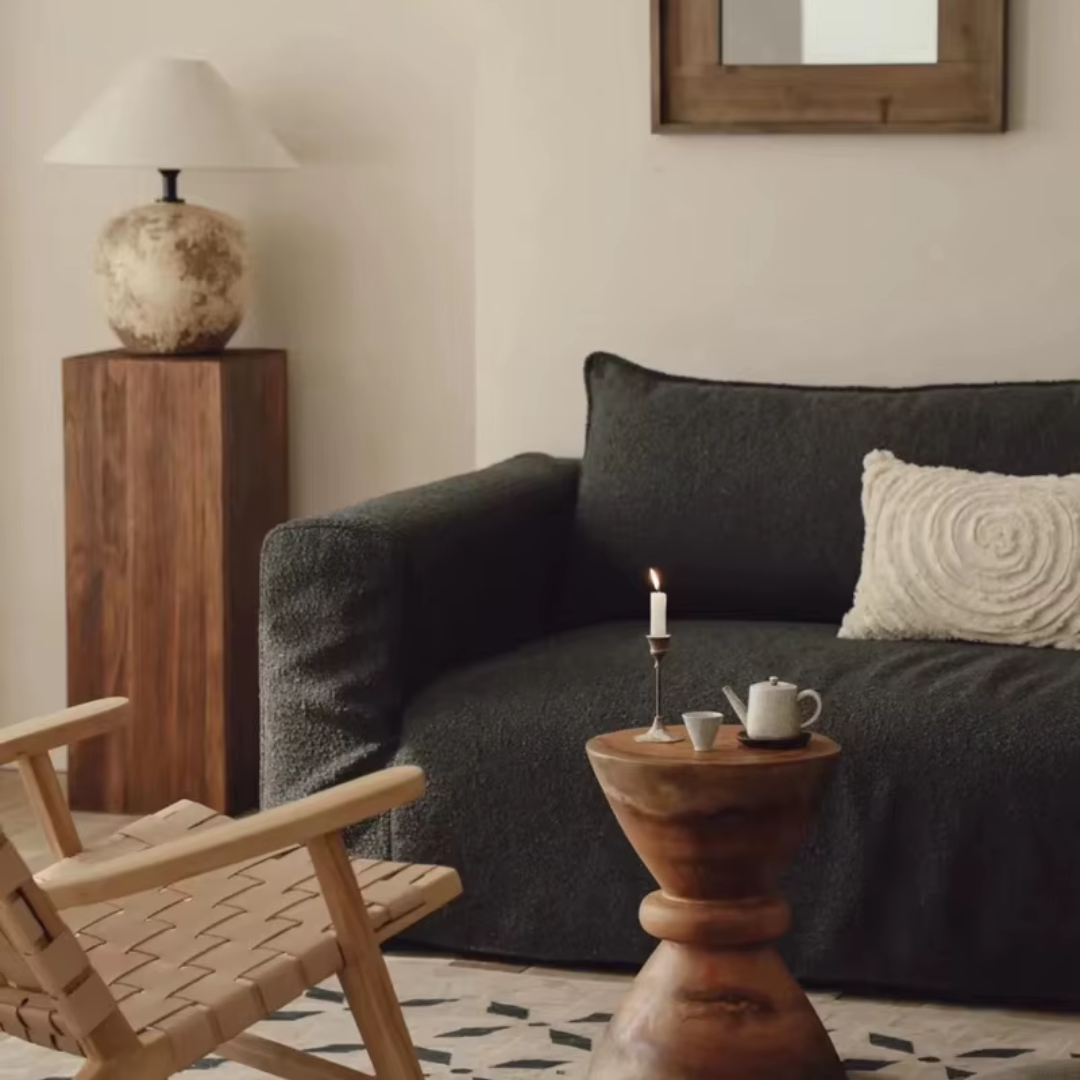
24,799,460,1066
0,697,461,1080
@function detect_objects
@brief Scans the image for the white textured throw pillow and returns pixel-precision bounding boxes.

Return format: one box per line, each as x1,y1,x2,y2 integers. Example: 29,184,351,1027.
840,450,1080,651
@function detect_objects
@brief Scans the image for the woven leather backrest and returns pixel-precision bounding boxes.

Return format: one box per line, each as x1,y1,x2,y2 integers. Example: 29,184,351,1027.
0,829,122,1056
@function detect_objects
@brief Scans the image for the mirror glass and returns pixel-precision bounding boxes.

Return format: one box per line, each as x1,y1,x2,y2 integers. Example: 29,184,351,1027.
722,0,939,66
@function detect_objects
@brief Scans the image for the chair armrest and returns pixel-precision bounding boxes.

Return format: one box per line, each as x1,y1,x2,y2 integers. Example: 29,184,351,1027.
260,453,580,809
41,766,425,910
0,698,130,766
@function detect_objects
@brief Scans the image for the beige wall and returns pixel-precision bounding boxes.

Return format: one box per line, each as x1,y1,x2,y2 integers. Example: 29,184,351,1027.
0,9,18,712
8,0,1080,724
475,0,1080,463
0,0,475,722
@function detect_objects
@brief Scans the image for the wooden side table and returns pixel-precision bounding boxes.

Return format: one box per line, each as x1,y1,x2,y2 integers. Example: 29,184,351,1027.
586,726,843,1080
64,349,288,815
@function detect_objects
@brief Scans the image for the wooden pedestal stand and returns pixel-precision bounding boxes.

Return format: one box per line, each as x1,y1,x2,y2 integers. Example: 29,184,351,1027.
64,349,288,814
586,725,843,1080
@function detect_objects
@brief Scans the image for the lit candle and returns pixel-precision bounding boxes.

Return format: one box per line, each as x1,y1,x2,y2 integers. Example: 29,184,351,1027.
649,568,668,637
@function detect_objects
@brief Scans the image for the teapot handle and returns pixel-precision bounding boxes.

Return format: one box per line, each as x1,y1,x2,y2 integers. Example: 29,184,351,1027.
797,690,823,729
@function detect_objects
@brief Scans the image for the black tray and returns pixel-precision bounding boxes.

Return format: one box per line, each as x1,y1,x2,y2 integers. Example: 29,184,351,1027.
737,730,812,751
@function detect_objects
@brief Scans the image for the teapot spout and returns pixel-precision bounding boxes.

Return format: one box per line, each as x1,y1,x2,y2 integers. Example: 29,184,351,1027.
722,686,748,724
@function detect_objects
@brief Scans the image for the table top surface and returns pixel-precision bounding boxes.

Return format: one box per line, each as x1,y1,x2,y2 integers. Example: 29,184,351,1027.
587,725,840,767
65,348,286,365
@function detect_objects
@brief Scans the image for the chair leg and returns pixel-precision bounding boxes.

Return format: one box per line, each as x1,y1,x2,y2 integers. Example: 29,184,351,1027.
74,1035,175,1080
221,1033,375,1080
308,833,424,1080
17,753,83,859
74,1054,171,1080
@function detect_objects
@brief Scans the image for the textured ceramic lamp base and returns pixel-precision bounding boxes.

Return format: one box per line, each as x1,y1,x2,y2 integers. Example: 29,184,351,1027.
96,202,251,355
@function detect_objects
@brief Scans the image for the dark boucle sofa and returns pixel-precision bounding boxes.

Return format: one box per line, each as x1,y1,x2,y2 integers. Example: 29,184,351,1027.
261,354,1080,1007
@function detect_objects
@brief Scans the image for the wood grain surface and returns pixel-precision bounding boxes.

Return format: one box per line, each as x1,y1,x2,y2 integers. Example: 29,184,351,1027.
589,725,838,768
586,725,843,1080
64,350,288,815
653,0,1008,133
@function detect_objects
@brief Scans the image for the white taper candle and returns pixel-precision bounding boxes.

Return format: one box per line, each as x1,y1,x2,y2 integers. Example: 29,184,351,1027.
649,568,668,637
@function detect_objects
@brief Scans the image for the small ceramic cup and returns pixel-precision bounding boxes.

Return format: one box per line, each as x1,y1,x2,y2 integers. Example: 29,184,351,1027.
682,711,724,752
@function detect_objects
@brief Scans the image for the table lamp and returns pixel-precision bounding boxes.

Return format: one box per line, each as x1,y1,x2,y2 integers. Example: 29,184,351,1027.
46,56,297,355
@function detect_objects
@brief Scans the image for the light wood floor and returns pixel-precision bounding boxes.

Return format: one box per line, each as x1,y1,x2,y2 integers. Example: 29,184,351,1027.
0,769,136,873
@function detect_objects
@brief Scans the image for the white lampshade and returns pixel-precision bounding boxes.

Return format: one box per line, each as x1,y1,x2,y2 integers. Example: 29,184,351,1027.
46,56,297,170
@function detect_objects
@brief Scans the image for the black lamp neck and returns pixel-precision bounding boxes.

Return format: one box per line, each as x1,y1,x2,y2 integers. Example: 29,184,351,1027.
158,169,185,204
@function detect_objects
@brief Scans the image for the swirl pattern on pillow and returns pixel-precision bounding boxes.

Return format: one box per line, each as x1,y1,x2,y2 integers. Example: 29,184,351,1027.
839,450,1080,650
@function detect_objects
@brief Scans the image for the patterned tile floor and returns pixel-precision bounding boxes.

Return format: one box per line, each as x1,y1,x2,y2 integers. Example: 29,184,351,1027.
1,955,1078,1079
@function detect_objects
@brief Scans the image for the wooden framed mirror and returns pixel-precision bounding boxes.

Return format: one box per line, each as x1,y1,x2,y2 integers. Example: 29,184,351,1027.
652,0,1008,133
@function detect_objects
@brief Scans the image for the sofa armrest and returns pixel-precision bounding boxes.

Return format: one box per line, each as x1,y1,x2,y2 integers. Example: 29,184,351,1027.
260,453,580,808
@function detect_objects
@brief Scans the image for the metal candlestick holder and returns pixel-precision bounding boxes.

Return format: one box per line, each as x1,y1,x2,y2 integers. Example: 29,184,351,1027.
636,635,684,744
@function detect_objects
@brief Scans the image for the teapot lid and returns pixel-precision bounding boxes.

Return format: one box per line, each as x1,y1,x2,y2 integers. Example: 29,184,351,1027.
755,676,796,691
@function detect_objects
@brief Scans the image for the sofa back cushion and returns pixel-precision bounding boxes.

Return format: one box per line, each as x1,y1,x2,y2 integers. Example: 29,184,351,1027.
560,353,1080,626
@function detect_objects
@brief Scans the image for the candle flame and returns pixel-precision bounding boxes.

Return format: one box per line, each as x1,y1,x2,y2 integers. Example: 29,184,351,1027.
649,568,662,591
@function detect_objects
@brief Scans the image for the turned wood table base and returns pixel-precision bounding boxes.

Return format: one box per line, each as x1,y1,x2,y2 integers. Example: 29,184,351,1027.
586,726,843,1080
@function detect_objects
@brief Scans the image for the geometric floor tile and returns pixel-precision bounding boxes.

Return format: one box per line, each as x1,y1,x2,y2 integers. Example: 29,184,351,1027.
0,955,1077,1079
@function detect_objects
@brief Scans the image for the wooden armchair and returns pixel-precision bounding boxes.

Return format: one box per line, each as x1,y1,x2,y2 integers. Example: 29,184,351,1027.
0,698,462,1080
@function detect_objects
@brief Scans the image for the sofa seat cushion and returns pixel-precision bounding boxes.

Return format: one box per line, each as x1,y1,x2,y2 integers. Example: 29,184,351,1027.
562,354,1080,626
366,619,1080,1006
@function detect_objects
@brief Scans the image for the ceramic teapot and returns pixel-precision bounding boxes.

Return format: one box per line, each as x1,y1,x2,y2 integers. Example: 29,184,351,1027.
722,677,823,741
